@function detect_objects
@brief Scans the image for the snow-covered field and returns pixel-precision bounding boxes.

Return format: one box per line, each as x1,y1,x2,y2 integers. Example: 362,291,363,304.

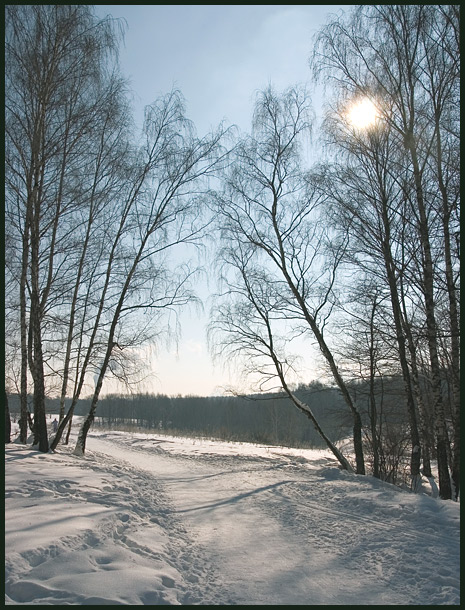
5,427,460,605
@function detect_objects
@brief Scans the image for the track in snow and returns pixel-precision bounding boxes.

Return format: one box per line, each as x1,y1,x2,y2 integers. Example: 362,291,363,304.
87,433,459,605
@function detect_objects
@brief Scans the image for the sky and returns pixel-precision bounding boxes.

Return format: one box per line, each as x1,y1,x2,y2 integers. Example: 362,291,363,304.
93,4,350,397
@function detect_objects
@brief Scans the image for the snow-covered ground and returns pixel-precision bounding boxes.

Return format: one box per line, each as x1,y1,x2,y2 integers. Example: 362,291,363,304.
5,427,460,605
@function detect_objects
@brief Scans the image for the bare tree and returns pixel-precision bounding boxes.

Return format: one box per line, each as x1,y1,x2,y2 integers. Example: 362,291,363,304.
5,5,126,451
53,77,133,434
313,4,459,499
210,248,353,471
212,86,366,474
315,113,427,491
72,90,230,455
332,283,391,480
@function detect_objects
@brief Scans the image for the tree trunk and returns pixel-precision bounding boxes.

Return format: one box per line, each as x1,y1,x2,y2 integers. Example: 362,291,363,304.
368,299,380,479
310,323,366,474
400,297,433,479
74,335,122,454
437,147,460,501
64,415,73,445
408,144,451,500
375,160,422,489
57,156,97,424
74,374,105,456
5,391,11,444
74,223,151,455
277,259,366,475
50,401,75,451
19,203,31,445
30,170,48,453
31,307,48,452
433,85,460,501
279,376,353,473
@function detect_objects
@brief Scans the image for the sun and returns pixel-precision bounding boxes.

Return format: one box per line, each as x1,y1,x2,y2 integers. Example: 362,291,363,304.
347,98,379,129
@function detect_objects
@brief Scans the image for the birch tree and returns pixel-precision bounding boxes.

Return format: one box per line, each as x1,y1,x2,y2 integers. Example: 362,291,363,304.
72,90,230,455
210,247,353,471
212,86,366,474
313,4,459,499
5,5,126,451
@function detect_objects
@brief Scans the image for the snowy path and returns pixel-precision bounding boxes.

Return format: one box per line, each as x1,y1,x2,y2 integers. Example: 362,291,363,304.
88,433,459,605
90,436,360,605
5,430,460,605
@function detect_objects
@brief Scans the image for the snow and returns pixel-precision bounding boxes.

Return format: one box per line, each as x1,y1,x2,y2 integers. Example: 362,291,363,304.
5,427,460,605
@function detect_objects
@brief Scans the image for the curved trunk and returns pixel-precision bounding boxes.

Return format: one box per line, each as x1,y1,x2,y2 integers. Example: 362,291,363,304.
281,381,353,472
383,250,421,488
308,320,365,474
276,251,365,474
64,415,73,445
368,307,380,479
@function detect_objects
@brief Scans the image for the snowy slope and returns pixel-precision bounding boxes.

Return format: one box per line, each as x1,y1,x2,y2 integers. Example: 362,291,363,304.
5,429,460,605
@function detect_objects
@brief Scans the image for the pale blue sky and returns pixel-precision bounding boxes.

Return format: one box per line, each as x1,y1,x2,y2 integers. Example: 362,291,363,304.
95,5,346,134
93,5,349,396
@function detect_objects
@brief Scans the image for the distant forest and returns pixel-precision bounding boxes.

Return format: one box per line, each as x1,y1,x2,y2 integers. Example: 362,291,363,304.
8,376,413,450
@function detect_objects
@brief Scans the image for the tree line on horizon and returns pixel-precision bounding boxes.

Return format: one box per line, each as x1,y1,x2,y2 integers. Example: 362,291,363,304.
5,5,459,500
7,374,433,489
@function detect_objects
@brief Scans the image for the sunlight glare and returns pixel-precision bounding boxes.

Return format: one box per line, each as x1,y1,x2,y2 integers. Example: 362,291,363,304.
347,98,379,129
